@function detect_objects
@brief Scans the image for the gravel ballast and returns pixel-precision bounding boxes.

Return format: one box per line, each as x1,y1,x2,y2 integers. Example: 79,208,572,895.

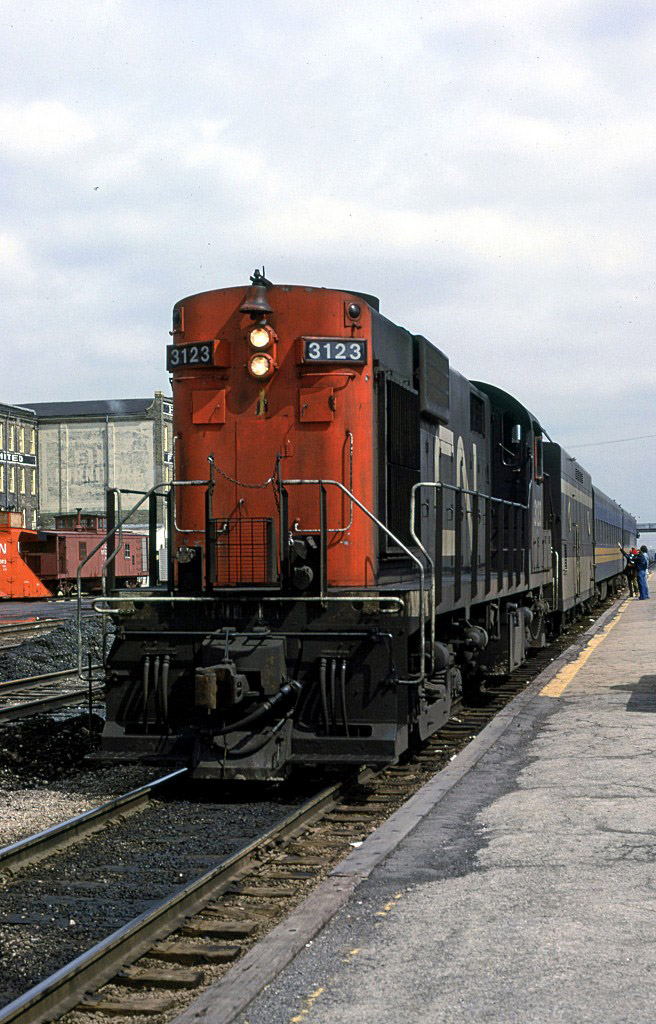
0,612,306,1009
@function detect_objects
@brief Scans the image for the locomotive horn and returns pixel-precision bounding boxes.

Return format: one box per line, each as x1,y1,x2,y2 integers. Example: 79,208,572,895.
240,267,273,315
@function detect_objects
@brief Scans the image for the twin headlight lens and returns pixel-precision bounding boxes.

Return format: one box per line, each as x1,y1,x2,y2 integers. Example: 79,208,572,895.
247,324,276,378
249,353,274,378
249,326,272,349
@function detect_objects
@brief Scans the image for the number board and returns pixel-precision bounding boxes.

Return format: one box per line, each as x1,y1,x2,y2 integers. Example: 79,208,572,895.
166,342,214,371
302,338,367,364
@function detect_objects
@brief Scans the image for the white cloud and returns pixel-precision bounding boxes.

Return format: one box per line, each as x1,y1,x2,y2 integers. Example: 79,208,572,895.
0,100,96,157
1,0,656,516
0,232,36,284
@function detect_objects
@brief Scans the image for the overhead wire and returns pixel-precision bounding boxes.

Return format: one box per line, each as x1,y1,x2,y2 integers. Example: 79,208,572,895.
566,432,656,450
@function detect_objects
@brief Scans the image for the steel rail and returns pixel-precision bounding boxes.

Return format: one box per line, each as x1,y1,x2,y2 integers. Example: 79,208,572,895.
0,768,373,1024
0,769,188,876
0,667,102,694
0,622,63,650
0,620,61,634
0,685,104,723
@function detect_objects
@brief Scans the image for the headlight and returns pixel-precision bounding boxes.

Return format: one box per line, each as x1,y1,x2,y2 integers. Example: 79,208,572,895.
249,326,273,349
248,353,274,378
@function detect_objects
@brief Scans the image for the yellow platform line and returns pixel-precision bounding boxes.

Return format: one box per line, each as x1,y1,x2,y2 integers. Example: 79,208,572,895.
540,601,631,698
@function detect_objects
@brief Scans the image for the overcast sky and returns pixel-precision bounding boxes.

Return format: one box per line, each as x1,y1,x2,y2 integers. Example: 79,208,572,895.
1,1,654,520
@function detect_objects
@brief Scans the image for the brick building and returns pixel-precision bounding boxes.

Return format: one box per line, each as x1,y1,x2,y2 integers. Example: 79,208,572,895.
0,402,40,528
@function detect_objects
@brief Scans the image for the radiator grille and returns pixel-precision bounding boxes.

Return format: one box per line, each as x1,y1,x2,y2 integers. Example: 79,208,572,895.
386,379,420,546
213,517,276,585
387,379,420,469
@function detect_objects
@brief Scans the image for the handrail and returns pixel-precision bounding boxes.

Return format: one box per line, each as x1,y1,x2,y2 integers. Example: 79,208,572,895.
292,432,354,536
410,480,530,667
99,487,125,667
93,593,405,611
76,479,210,679
282,477,426,682
101,488,124,593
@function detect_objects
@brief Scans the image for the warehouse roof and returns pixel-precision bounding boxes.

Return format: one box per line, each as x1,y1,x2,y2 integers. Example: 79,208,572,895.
20,398,169,419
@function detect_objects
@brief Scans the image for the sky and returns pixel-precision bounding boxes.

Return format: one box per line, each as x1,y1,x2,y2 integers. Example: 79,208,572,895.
1,0,654,520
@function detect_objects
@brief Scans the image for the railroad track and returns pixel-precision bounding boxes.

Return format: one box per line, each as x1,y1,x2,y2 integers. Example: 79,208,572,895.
0,684,560,1024
0,602,622,1024
0,769,188,876
0,667,104,722
0,770,361,1024
0,618,64,651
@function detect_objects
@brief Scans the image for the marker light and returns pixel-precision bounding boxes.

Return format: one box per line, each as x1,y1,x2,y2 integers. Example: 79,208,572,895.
249,325,274,349
248,353,274,378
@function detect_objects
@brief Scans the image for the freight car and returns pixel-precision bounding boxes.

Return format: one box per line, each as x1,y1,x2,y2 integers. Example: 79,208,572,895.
0,511,51,599
98,271,636,780
0,511,148,598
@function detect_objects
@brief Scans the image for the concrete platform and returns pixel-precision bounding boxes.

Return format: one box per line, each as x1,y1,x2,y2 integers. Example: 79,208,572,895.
175,586,656,1024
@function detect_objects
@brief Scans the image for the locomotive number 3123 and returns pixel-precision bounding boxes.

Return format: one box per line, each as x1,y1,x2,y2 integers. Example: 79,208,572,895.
166,343,214,370
302,339,367,363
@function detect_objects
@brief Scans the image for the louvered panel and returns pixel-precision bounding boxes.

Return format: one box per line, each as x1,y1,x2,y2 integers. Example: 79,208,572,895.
386,380,420,469
385,380,420,547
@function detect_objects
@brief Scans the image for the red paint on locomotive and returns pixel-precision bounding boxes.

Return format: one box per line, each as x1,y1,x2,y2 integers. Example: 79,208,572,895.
171,284,376,587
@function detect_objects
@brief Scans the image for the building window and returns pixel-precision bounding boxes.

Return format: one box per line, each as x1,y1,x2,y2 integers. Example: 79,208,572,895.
0,465,4,490
8,424,15,450
164,425,169,450
9,466,15,492
0,422,3,447
20,468,25,494
30,468,36,495
30,428,36,454
20,426,25,451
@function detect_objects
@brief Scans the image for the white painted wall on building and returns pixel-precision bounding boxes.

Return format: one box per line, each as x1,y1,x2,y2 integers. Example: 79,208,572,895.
39,419,157,517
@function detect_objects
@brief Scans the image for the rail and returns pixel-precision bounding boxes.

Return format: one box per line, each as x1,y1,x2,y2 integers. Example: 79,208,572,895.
281,477,427,681
88,472,528,687
75,479,209,679
292,431,355,535
0,770,374,1024
0,769,187,874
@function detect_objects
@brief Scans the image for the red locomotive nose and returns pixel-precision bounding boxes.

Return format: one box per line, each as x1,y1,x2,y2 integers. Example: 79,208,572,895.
169,280,374,590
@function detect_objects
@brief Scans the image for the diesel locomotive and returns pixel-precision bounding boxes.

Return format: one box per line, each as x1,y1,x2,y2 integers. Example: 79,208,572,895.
98,271,636,780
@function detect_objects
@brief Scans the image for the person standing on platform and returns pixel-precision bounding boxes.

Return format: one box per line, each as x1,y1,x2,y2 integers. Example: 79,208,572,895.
626,547,637,596
619,544,639,596
635,545,650,599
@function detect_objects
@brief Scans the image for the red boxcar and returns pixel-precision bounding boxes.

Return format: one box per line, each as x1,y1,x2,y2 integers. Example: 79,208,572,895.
22,512,147,595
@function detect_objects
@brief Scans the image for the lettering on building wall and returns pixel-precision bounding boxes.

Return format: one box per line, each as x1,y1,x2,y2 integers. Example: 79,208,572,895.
0,451,37,466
